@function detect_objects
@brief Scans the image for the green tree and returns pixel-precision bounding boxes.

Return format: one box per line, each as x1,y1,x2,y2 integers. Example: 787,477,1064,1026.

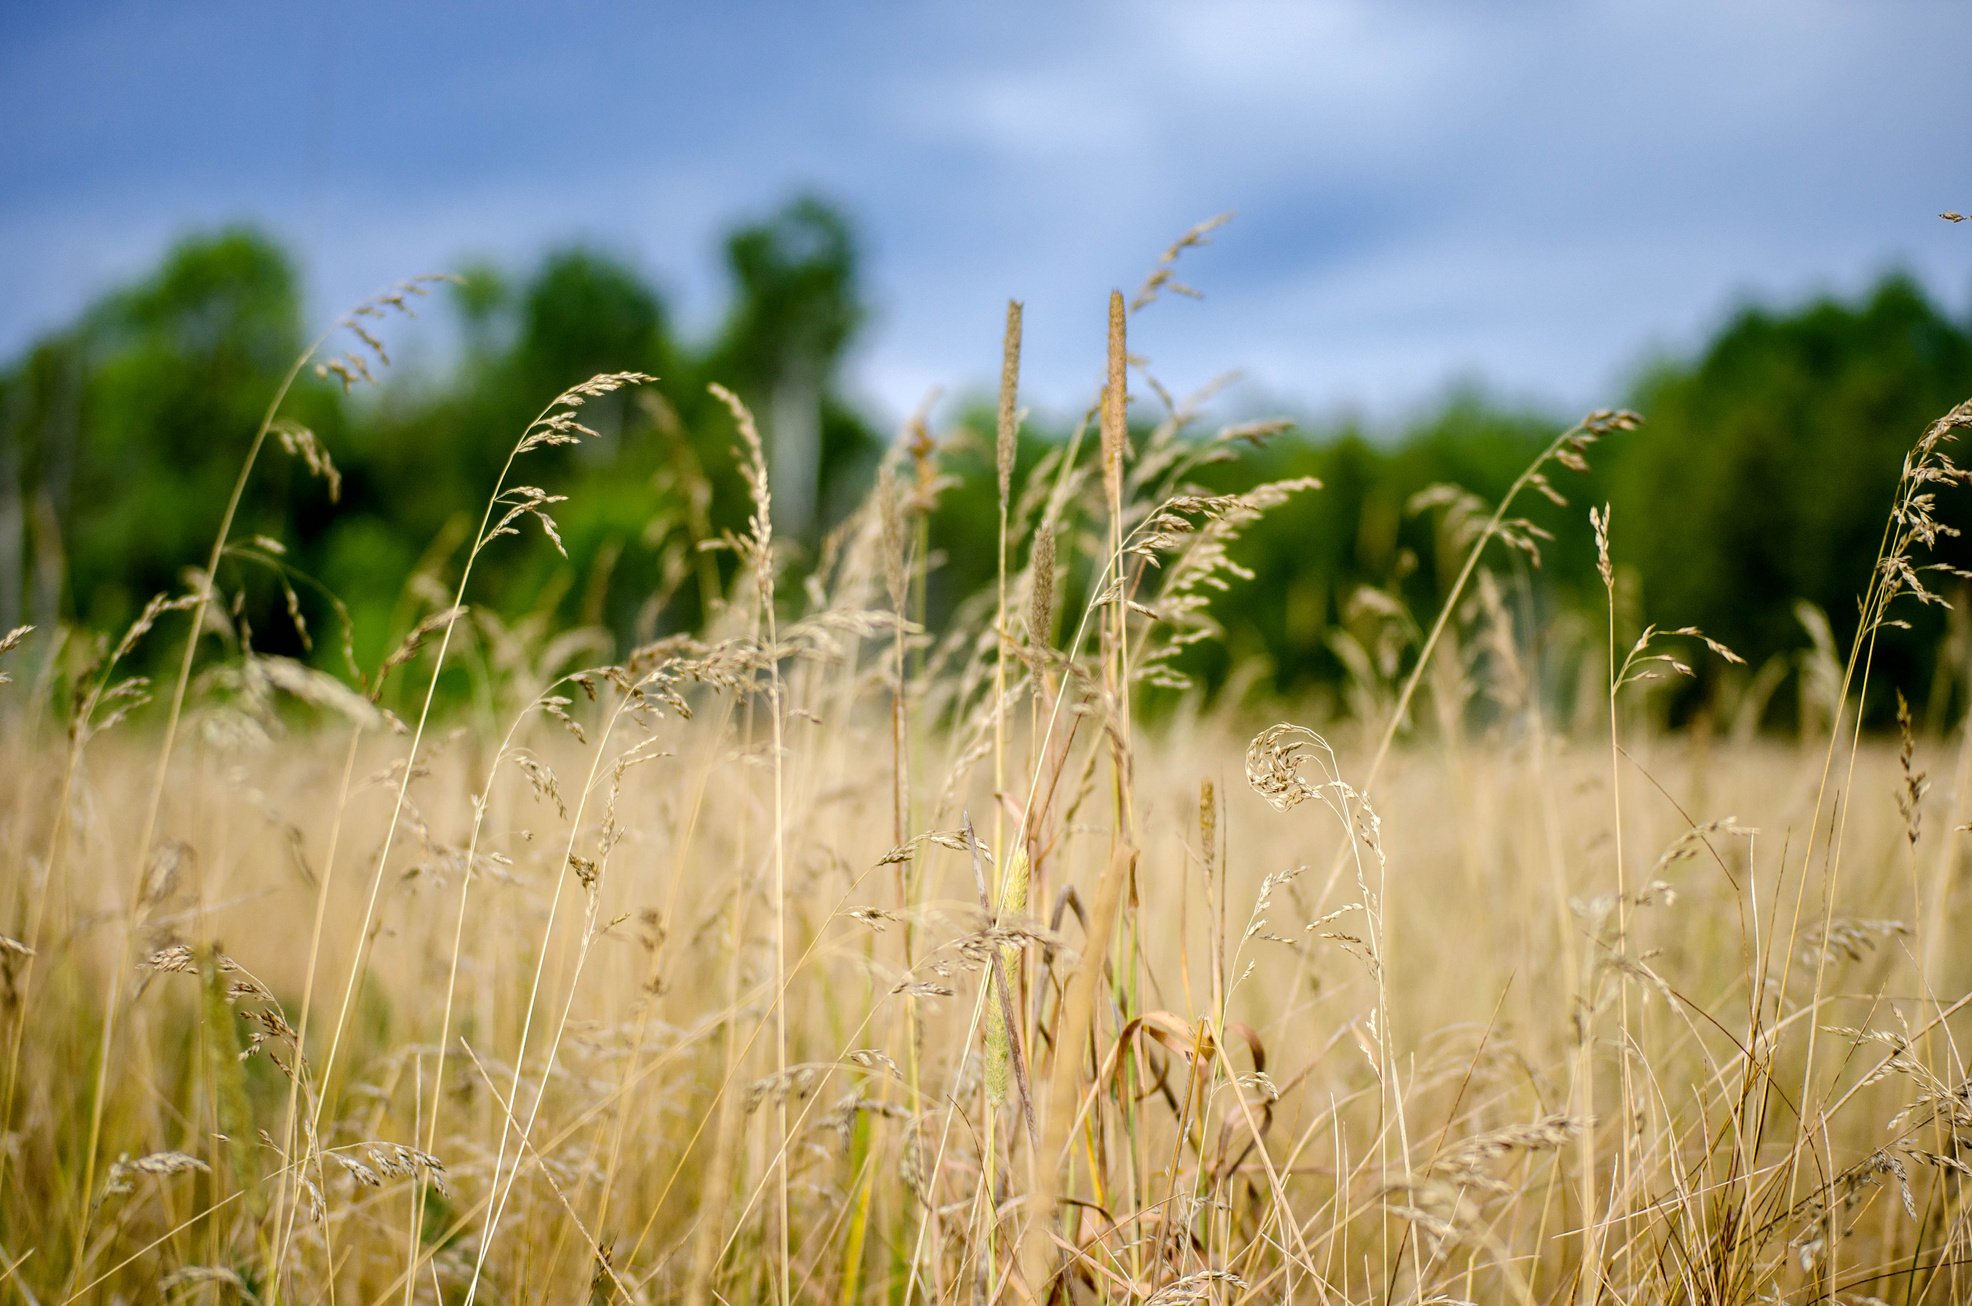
707,195,871,537
0,230,330,640
1609,275,1972,713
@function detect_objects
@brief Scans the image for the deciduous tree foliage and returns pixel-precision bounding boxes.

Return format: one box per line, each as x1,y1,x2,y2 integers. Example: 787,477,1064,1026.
1607,276,1972,715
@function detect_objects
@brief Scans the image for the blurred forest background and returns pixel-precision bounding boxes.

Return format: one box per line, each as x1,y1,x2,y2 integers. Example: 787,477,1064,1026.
2,196,1968,726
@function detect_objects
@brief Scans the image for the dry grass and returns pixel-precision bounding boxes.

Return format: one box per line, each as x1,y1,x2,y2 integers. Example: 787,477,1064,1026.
3,244,1972,1305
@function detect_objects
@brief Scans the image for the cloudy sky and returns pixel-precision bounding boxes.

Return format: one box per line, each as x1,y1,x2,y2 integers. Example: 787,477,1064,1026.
3,0,1968,424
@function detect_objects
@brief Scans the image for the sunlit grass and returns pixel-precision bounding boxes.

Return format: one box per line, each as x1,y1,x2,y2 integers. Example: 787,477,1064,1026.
3,239,1972,1304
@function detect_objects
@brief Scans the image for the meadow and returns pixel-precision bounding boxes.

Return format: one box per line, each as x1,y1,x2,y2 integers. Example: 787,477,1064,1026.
4,252,1972,1305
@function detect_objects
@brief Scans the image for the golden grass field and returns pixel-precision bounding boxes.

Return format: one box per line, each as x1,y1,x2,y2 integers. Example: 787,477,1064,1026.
4,281,1972,1304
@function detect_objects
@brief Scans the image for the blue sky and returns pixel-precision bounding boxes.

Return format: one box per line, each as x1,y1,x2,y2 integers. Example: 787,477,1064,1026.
3,0,1968,425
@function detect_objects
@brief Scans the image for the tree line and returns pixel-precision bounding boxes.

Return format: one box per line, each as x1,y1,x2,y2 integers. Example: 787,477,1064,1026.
1,198,1966,725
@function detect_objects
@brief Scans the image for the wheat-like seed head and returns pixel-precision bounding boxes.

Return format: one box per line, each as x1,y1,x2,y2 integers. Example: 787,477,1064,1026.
0,624,29,686
1130,212,1233,314
1103,290,1128,508
709,382,775,578
996,300,1023,507
1026,525,1055,650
